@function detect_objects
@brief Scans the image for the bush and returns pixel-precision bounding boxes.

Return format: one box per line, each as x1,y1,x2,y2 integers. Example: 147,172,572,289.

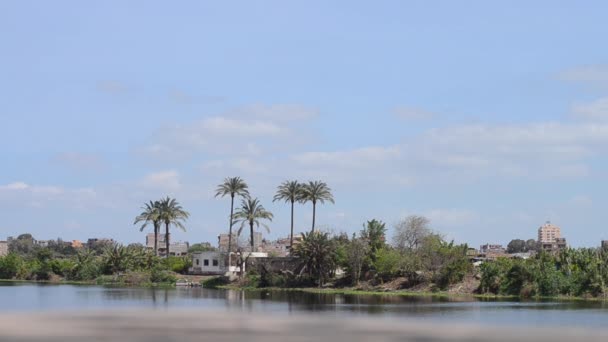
0,253,24,279
201,276,229,289
150,268,177,284
163,256,191,274
373,248,401,281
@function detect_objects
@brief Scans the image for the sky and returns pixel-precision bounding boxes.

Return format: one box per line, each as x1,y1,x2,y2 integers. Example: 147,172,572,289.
2,1,608,248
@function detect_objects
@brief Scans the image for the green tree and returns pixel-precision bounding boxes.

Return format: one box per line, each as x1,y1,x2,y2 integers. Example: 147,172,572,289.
293,231,337,287
300,181,334,233
215,177,250,254
134,200,162,256
233,198,273,251
158,197,190,256
507,239,526,254
360,219,386,260
273,180,305,248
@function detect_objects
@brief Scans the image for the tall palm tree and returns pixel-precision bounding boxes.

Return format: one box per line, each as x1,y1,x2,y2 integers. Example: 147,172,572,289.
300,181,334,233
273,180,304,248
133,200,161,256
233,198,273,251
215,177,249,254
159,197,190,256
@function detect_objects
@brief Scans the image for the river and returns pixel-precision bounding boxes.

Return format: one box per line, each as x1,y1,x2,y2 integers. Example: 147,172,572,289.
2,282,608,328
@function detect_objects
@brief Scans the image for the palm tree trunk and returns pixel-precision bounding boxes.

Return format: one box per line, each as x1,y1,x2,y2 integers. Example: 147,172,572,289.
165,222,170,257
250,221,254,251
228,195,234,254
290,200,294,248
311,201,316,233
154,223,159,256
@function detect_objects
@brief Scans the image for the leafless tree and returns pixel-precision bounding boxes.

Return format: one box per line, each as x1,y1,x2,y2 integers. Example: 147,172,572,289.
393,215,431,251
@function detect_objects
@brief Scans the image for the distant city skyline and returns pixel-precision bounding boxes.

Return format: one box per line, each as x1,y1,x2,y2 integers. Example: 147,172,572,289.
2,1,608,248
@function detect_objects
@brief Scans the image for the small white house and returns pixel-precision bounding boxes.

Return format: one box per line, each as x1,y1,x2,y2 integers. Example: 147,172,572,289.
190,251,225,275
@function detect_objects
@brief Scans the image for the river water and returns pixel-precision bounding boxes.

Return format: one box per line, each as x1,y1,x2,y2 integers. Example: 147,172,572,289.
2,282,608,328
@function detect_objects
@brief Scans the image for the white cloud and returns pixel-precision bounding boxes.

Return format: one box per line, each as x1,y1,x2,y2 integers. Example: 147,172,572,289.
140,170,181,191
1,182,29,190
393,107,436,120
572,97,608,121
140,104,318,161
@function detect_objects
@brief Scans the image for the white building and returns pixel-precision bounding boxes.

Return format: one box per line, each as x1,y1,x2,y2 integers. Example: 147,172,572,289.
189,251,268,275
190,251,225,275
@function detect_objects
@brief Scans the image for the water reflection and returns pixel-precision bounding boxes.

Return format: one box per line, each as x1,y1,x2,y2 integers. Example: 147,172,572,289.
2,283,608,328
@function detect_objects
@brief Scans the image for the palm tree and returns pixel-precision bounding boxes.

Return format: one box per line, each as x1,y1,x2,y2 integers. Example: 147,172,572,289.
233,198,273,251
300,181,335,233
133,200,161,256
273,180,304,248
158,197,190,256
292,231,337,287
215,177,249,255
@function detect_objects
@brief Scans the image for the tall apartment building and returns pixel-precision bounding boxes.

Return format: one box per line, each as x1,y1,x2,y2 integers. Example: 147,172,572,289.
538,221,567,252
538,221,561,243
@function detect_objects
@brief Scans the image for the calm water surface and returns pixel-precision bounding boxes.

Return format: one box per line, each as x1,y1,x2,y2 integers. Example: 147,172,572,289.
2,282,608,328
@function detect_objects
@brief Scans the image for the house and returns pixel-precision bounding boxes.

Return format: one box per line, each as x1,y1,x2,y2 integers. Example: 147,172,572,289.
189,251,269,275
190,251,225,275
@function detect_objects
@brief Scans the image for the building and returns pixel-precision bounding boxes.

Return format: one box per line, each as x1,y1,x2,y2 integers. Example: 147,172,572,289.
190,251,224,275
480,244,505,254
218,233,238,252
602,240,608,250
538,222,567,252
261,236,304,257
538,221,561,243
146,233,167,250
146,233,189,256
71,240,83,249
87,238,114,248
169,241,189,256
0,241,8,257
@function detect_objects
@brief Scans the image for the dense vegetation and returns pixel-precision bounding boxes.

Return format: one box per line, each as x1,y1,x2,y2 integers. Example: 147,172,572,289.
0,234,190,286
242,216,472,292
480,248,608,298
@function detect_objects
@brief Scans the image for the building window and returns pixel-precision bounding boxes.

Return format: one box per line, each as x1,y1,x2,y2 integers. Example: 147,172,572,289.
213,259,218,266
204,259,209,266
196,259,199,266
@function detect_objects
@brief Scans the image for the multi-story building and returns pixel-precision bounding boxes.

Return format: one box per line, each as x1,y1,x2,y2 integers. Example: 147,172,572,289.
602,240,608,250
538,221,561,243
538,221,567,252
218,233,238,252
146,233,167,249
0,241,8,257
146,233,189,256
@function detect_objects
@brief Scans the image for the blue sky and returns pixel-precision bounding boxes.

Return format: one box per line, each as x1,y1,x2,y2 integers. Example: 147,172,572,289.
2,1,608,248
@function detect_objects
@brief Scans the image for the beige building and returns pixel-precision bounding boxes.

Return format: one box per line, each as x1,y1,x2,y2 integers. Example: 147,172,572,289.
538,221,561,243
0,241,8,257
538,221,567,252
